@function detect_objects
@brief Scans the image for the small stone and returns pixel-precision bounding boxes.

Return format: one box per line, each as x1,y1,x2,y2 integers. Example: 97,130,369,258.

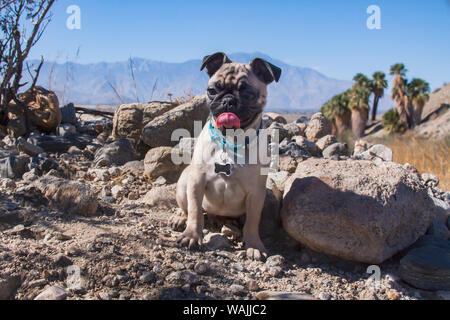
139,271,156,283
166,271,198,285
266,255,285,267
53,254,73,267
34,285,68,300
111,185,125,199
230,284,246,296
246,280,260,292
268,266,282,277
193,262,208,275
386,289,400,300
128,191,139,200
68,146,82,155
318,292,331,300
204,233,231,251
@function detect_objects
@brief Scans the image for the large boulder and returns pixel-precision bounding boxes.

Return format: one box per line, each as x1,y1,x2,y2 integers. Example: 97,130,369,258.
399,235,450,291
93,139,138,167
144,147,187,183
112,103,144,143
305,112,332,142
281,158,436,264
34,176,98,216
18,86,61,133
112,101,179,144
141,96,209,148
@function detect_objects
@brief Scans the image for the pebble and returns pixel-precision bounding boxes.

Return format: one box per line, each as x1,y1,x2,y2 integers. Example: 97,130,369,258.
230,284,246,296
266,255,285,267
194,262,208,275
318,292,331,300
34,286,68,300
246,280,260,292
268,266,283,277
139,271,156,283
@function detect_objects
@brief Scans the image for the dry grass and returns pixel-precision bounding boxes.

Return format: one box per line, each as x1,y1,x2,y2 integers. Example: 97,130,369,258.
369,133,450,191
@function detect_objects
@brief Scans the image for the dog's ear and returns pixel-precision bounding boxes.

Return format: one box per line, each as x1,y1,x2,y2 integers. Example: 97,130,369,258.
201,52,232,77
250,58,282,84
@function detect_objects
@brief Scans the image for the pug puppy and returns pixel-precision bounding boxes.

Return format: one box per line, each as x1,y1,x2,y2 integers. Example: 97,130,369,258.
171,52,281,260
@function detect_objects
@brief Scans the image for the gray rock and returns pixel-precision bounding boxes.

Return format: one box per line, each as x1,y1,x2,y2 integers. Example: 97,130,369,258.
355,144,393,163
0,275,21,300
400,238,450,291
281,158,436,264
111,185,125,199
34,285,68,300
93,139,138,168
266,255,285,267
141,96,209,148
284,122,304,138
268,122,290,143
144,147,186,184
139,271,156,283
322,143,350,159
0,156,29,179
256,291,316,300
57,123,77,137
68,146,82,155
427,218,450,240
293,136,321,156
279,142,311,159
34,176,98,216
230,284,246,295
17,137,44,156
28,134,93,153
60,103,78,125
166,271,199,285
316,135,338,151
193,262,209,275
204,233,231,251
305,112,332,142
422,173,439,188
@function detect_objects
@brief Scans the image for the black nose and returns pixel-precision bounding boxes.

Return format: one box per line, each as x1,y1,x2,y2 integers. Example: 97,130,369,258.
221,94,237,112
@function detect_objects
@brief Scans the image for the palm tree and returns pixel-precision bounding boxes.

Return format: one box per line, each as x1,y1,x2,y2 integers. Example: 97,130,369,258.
321,91,351,136
407,78,430,127
390,63,411,128
369,72,388,121
348,86,371,138
353,73,370,87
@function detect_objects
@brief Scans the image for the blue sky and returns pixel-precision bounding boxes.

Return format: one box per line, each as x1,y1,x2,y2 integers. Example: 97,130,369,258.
30,0,450,89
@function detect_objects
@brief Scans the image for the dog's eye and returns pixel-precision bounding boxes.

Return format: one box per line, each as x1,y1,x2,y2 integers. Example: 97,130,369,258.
207,88,217,96
240,88,256,100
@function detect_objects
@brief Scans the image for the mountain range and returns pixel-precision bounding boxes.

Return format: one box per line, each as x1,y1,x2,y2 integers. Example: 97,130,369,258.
25,52,393,112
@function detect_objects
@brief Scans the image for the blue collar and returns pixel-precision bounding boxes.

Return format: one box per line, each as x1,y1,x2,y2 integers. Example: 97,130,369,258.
208,121,262,159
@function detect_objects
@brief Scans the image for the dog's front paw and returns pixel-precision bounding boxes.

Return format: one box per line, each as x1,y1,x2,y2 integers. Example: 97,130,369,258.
177,226,203,249
244,239,268,261
169,210,187,231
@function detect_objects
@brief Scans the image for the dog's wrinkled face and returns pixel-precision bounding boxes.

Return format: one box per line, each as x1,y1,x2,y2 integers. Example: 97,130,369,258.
201,52,281,131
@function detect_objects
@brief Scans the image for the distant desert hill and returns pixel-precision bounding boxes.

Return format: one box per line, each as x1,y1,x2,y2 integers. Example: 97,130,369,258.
415,83,450,139
24,52,394,113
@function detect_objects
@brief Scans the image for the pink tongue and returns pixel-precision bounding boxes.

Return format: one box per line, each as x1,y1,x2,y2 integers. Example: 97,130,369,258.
216,113,241,129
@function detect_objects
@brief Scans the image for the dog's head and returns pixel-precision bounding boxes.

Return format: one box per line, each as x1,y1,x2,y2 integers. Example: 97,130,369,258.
201,52,281,132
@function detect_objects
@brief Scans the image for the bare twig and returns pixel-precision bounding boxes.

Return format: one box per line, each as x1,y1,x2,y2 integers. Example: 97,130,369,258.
129,56,140,103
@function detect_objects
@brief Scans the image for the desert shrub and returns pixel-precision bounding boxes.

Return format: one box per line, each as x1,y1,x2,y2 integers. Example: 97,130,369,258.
382,109,404,133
